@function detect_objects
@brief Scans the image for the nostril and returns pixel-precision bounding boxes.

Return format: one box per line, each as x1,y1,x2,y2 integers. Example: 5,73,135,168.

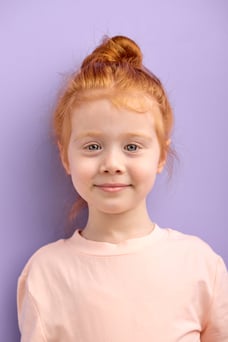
104,169,121,173
102,168,123,174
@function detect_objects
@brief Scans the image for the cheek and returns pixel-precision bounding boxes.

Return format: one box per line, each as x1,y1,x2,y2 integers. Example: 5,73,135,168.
69,164,90,198
132,156,159,177
69,159,96,182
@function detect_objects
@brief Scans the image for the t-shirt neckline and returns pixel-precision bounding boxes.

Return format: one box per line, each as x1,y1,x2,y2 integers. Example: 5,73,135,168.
70,224,165,255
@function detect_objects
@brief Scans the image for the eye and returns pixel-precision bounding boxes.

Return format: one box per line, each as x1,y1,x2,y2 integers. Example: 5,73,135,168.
85,143,101,151
124,144,139,152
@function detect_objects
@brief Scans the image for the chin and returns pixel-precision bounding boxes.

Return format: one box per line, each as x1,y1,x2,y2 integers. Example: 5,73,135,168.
98,205,134,215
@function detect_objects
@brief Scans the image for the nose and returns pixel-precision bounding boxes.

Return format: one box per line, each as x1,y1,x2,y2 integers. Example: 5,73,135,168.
99,149,125,175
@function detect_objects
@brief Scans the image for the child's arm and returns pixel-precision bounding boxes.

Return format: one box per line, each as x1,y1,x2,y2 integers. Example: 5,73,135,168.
17,272,46,342
201,257,228,341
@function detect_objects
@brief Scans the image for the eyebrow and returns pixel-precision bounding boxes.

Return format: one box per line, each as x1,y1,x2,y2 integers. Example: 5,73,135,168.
73,131,104,139
124,133,153,140
73,131,153,140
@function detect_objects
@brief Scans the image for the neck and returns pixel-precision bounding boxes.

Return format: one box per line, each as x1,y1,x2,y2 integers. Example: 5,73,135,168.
81,201,155,243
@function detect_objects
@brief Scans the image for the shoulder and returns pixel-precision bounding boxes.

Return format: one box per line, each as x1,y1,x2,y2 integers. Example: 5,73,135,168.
159,226,227,274
162,226,218,254
18,237,75,285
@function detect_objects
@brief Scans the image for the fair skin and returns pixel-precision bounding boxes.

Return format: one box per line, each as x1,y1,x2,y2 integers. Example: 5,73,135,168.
62,98,166,243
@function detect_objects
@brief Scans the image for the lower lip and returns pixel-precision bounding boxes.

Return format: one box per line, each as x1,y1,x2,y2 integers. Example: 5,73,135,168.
95,185,130,193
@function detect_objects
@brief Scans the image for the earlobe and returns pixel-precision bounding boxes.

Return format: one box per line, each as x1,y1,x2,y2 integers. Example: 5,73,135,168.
157,160,165,174
64,164,71,175
157,139,171,174
58,141,71,175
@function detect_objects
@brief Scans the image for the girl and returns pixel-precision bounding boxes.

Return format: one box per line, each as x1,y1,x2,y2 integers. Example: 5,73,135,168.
17,35,228,341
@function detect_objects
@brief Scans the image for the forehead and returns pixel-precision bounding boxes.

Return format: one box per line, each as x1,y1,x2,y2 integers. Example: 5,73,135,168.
70,91,162,130
70,97,159,133
73,89,157,113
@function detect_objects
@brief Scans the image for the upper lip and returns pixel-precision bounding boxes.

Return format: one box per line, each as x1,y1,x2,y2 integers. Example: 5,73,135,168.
95,183,130,187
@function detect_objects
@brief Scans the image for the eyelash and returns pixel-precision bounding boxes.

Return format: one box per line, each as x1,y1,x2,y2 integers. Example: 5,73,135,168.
84,143,101,151
124,144,140,152
83,143,141,152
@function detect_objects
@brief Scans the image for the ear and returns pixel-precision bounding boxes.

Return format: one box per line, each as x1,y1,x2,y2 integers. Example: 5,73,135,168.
157,159,165,174
58,141,71,175
157,139,171,174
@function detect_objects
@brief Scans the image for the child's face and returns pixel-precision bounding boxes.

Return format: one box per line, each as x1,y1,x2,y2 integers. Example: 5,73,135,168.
64,98,164,215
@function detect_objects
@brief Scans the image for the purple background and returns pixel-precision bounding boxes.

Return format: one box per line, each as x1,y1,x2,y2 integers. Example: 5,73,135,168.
1,0,227,340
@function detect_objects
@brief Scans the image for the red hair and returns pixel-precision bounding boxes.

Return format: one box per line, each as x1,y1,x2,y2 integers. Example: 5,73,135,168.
53,35,174,219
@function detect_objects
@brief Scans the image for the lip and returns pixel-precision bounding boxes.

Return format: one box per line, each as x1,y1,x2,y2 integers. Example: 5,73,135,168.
94,183,131,192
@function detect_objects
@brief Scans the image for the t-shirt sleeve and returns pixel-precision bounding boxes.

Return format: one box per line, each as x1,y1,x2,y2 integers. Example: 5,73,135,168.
17,272,46,342
201,256,228,341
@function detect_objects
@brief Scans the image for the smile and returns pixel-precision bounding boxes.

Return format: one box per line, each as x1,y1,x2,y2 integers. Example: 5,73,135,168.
94,184,131,192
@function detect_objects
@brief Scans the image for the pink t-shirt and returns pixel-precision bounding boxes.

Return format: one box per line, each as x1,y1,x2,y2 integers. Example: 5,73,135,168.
17,225,228,341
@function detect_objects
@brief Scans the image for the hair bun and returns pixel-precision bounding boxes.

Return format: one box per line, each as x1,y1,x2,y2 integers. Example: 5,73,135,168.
81,35,143,68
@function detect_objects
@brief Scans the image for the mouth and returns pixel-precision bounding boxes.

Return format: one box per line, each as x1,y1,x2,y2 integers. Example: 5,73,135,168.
94,184,131,192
